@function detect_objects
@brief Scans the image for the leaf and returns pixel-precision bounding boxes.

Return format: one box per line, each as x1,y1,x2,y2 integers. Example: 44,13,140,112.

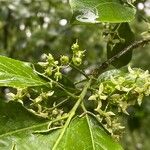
0,101,123,150
51,115,123,150
0,55,47,88
98,69,122,82
107,23,135,68
69,0,136,23
0,100,61,150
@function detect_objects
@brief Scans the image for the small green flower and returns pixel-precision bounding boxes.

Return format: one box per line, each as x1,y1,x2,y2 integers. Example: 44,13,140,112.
88,94,98,101
72,57,82,66
60,55,69,65
54,72,62,81
47,54,54,63
71,42,79,51
75,51,85,58
34,95,43,104
45,67,53,76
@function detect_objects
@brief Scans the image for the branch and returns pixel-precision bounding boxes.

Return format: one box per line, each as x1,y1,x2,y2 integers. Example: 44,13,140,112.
52,78,92,150
70,64,89,79
92,38,150,76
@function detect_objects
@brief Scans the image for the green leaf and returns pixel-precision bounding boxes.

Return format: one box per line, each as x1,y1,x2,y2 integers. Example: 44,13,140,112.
98,69,123,82
107,23,135,68
0,55,47,88
52,115,123,150
69,0,136,23
0,100,61,150
0,101,123,150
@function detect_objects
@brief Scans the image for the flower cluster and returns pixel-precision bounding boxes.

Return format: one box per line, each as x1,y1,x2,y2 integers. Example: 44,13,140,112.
71,41,85,66
6,88,67,125
89,66,150,139
38,53,65,81
6,42,85,122
37,41,85,81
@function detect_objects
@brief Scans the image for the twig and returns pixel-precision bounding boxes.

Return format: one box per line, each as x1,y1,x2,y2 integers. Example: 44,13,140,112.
33,114,69,134
43,97,70,112
70,64,89,79
92,38,150,76
74,78,88,85
33,126,63,134
32,65,78,99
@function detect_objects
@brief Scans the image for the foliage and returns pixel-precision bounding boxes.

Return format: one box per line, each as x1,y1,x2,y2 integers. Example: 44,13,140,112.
70,0,136,23
0,55,46,87
0,0,150,149
0,100,123,150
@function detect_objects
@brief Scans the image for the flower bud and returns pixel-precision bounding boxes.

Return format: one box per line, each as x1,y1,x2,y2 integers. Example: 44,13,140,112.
76,51,85,58
45,67,52,76
34,96,43,104
54,72,62,81
60,55,69,65
71,42,79,51
72,57,82,66
47,54,54,63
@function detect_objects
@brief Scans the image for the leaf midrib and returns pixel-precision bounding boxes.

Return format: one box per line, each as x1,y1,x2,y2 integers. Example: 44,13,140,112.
86,115,96,150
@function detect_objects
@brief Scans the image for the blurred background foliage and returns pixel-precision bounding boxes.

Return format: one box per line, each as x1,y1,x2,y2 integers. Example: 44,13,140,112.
0,0,149,149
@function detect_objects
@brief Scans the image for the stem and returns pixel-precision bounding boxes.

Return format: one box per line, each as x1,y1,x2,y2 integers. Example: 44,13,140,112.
43,97,70,112
52,79,92,150
33,126,63,134
81,102,87,112
92,38,150,76
70,64,89,79
33,67,78,99
54,81,77,99
33,114,69,134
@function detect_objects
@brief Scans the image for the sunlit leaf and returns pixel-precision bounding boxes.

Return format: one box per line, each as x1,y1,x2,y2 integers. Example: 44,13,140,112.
98,69,124,82
0,56,47,88
51,115,123,150
0,100,60,150
0,101,123,150
69,0,136,23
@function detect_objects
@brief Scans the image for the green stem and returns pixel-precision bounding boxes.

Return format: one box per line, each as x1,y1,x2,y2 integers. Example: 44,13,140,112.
70,63,89,79
54,81,77,99
52,78,92,150
33,114,69,134
43,97,70,112
81,102,87,112
74,78,88,85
